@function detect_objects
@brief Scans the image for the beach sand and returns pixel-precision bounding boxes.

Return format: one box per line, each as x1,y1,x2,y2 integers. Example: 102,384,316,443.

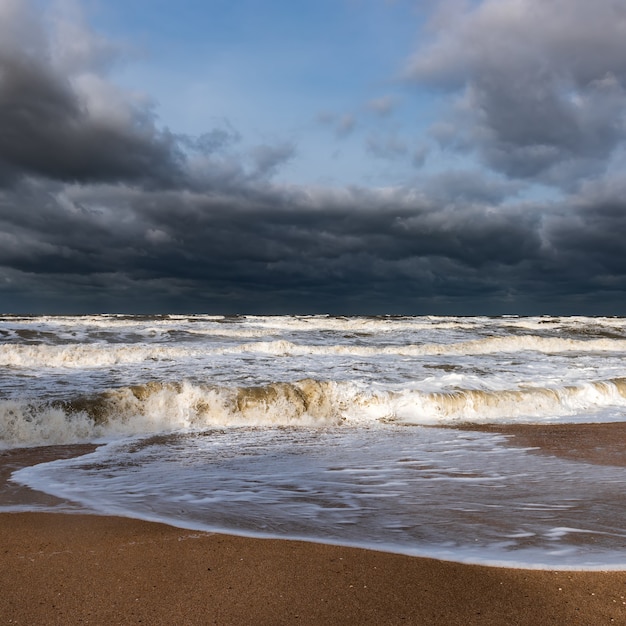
458,421,626,468
1,513,625,625
1,424,625,625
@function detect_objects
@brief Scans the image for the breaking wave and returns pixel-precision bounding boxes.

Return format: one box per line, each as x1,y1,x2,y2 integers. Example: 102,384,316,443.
0,344,199,368
3,377,626,447
236,336,626,357
2,334,626,369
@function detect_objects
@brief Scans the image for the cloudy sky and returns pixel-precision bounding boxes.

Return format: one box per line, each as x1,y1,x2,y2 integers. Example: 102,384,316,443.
1,0,626,314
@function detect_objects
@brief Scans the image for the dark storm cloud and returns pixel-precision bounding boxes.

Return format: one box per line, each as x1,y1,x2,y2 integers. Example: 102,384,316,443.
419,170,522,205
1,0,626,314
2,173,626,314
407,0,626,188
0,6,186,188
249,143,297,178
0,2,299,195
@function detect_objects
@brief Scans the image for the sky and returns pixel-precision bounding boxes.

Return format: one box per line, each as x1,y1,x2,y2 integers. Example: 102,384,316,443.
1,0,626,314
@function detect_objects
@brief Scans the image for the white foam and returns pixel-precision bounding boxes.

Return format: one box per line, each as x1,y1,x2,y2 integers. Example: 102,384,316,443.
3,376,626,447
3,314,626,569
232,335,626,357
0,344,200,368
11,426,626,570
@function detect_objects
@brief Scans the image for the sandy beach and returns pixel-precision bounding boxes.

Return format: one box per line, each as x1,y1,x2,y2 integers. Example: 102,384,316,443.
1,512,625,625
1,423,625,625
455,422,626,468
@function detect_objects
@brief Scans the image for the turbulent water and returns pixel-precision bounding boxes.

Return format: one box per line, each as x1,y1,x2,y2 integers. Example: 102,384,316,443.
1,314,626,568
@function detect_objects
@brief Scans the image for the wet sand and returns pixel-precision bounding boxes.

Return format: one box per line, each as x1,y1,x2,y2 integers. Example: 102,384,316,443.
1,512,625,625
1,424,625,625
0,443,97,509
455,421,626,467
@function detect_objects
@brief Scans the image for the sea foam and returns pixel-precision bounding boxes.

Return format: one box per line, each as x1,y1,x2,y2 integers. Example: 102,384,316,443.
3,376,626,447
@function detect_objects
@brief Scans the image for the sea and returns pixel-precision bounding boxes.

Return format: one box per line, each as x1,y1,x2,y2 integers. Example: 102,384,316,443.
1,314,625,570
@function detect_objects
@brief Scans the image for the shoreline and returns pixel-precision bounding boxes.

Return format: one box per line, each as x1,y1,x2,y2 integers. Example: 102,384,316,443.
1,423,625,623
1,511,624,625
451,421,626,468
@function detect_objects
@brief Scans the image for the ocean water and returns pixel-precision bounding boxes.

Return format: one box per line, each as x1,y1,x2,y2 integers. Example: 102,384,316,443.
1,314,626,569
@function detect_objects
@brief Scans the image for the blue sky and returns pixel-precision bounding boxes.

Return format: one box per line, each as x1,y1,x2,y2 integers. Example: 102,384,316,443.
82,0,440,186
1,0,626,313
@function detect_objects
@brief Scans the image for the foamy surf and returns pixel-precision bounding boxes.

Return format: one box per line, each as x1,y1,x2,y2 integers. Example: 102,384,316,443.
2,314,626,569
11,425,626,570
3,333,626,370
3,376,626,447
235,334,626,356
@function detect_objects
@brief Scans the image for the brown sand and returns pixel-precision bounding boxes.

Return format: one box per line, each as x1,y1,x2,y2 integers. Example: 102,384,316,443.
1,426,625,625
0,444,97,509
1,512,625,625
453,422,626,467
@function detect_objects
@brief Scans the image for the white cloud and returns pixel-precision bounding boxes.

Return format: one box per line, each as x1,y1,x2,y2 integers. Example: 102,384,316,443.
405,0,626,186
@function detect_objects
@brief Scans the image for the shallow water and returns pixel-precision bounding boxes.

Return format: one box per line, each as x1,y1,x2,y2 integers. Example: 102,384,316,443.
2,314,626,568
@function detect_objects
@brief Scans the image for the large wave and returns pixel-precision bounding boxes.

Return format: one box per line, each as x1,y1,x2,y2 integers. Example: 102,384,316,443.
3,377,626,447
2,334,626,369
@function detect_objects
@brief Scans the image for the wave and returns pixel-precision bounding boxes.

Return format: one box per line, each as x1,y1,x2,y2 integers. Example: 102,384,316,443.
233,335,626,357
3,377,626,447
0,344,199,368
3,334,626,369
389,379,626,424
0,380,346,447
0,324,275,346
3,314,626,341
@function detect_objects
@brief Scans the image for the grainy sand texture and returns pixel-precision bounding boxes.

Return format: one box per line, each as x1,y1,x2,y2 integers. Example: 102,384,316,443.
1,512,625,625
1,423,625,625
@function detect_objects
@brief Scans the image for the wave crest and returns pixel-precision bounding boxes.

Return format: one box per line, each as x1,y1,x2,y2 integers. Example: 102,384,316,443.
3,334,626,369
238,335,626,357
3,377,626,447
